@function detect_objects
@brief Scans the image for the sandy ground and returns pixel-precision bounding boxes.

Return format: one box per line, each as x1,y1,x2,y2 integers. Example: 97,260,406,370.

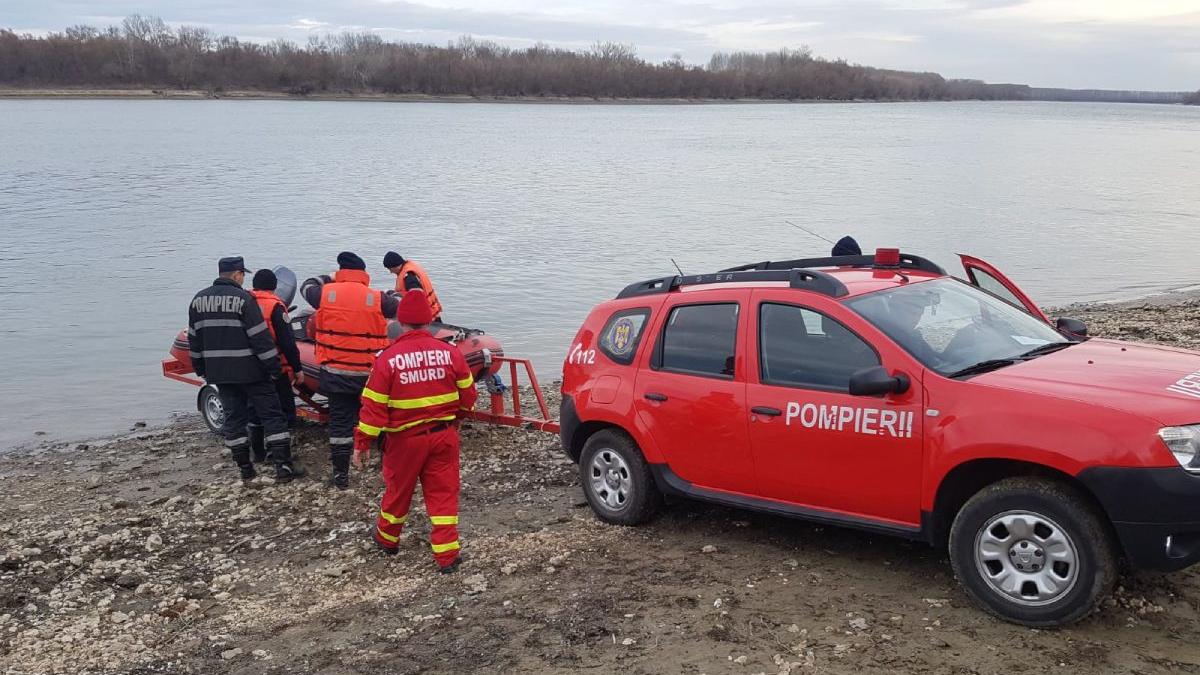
4,296,1200,674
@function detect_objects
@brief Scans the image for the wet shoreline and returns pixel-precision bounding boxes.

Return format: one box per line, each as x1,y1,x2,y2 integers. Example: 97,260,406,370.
3,296,1200,673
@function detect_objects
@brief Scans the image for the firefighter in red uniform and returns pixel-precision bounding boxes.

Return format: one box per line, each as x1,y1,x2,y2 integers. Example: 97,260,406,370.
353,289,477,573
301,252,398,489
383,251,444,322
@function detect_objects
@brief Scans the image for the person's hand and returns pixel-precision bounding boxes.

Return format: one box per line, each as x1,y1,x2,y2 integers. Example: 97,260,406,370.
291,371,304,386
352,446,370,470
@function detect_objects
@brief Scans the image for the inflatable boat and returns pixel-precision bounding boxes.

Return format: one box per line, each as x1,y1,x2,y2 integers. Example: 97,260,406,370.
166,312,506,391
163,266,508,432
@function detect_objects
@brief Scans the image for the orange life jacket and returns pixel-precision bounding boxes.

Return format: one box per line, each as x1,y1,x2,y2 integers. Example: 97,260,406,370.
313,270,389,374
395,260,443,319
250,289,291,376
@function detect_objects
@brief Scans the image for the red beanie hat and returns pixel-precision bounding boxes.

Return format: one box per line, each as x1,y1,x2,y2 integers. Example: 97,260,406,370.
395,289,434,325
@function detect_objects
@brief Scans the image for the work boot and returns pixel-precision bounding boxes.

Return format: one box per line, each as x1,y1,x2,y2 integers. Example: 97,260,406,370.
438,557,462,575
329,452,351,490
231,448,256,481
375,539,399,556
248,424,268,464
270,441,306,483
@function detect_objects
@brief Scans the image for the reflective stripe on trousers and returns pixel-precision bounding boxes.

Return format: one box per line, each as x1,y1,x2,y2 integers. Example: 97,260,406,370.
373,426,461,567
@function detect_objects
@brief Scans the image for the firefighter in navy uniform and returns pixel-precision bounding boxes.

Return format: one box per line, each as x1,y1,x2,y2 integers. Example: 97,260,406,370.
353,289,477,572
246,268,304,463
383,251,444,322
301,252,398,489
188,257,305,482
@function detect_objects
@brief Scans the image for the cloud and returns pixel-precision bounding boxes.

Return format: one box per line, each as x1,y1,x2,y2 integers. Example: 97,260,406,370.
2,0,1197,89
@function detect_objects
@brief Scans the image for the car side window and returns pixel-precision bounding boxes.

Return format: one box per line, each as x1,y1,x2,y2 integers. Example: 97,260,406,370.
598,308,650,365
759,303,880,391
656,303,739,379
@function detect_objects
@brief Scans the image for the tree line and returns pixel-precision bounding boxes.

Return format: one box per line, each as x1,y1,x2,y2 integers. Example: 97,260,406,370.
0,15,1031,101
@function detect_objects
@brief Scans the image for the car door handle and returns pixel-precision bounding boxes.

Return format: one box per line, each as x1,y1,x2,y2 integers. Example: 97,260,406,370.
644,392,668,402
751,406,782,417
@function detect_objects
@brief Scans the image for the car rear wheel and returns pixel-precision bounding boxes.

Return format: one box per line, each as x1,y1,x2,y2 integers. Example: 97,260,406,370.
949,477,1117,627
198,385,225,434
579,429,662,526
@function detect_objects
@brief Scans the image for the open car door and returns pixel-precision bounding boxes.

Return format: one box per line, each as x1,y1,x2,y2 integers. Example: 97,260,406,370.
958,254,1051,324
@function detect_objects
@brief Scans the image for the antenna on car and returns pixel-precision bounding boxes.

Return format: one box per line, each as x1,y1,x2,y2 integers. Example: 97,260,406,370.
670,258,686,277
784,219,836,246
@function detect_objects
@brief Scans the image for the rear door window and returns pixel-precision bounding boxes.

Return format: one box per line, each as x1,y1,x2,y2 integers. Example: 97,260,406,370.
598,308,650,365
655,303,739,379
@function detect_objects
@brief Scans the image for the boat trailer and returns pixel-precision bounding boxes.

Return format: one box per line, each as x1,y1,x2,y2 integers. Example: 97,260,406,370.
162,355,560,434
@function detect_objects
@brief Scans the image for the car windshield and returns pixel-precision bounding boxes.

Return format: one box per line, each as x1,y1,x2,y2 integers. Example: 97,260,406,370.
845,278,1069,376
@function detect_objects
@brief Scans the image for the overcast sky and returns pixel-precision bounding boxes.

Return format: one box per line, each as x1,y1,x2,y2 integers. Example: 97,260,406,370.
4,0,1199,90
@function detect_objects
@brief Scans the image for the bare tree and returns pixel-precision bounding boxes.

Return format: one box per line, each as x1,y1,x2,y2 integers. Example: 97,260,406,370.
0,16,1030,101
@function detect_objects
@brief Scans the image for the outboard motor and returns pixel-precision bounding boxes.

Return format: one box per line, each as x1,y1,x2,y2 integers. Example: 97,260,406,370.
273,265,298,307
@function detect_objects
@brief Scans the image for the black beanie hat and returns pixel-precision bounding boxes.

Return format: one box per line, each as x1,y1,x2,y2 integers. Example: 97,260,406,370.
337,251,366,270
383,251,403,269
252,268,277,291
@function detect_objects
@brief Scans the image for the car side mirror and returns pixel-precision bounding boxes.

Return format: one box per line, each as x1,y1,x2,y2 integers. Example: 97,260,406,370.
849,366,910,397
1056,317,1087,337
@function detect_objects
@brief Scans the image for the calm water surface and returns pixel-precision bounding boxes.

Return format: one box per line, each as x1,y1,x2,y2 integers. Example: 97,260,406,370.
1,99,1198,449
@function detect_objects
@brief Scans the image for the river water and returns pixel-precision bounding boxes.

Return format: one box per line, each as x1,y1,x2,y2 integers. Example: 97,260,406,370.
1,99,1198,450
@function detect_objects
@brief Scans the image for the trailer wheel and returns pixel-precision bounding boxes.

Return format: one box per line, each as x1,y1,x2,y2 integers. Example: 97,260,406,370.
198,385,225,434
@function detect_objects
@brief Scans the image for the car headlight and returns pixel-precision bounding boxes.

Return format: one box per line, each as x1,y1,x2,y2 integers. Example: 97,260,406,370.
1158,425,1200,473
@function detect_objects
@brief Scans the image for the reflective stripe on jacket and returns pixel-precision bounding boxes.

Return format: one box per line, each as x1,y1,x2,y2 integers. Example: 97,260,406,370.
312,269,389,373
356,328,478,439
396,260,443,319
187,278,281,384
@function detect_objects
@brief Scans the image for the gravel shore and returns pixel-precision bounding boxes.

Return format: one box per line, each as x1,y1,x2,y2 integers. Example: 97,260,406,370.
3,297,1200,674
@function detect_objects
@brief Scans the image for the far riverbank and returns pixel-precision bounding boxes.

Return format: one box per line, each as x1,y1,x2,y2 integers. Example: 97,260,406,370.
0,87,873,105
4,87,1194,106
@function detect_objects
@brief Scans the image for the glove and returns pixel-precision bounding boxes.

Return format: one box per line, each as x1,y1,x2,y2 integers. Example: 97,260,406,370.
352,428,375,469
352,446,370,470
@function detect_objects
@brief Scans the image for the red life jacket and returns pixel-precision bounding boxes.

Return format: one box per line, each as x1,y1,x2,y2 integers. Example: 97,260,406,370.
313,270,389,374
395,260,443,319
250,289,291,376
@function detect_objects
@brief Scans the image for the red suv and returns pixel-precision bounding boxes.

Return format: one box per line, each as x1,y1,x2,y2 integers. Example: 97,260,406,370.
560,250,1200,626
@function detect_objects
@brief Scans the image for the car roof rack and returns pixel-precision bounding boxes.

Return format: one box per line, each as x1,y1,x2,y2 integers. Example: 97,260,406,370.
616,268,849,300
720,252,947,276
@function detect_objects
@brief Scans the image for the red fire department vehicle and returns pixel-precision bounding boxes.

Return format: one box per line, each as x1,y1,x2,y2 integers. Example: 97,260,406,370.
560,249,1200,626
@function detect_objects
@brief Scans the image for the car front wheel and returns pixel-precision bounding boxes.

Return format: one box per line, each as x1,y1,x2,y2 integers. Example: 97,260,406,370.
579,429,662,526
948,477,1117,627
